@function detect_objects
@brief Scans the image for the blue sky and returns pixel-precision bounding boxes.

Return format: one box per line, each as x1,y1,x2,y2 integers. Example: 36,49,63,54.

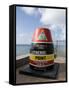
16,6,66,44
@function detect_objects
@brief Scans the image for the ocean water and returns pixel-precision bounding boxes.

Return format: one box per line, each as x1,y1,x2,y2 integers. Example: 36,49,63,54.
16,45,31,56
16,43,66,57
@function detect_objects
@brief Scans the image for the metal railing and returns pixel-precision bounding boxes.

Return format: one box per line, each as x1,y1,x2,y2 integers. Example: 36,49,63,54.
54,40,66,57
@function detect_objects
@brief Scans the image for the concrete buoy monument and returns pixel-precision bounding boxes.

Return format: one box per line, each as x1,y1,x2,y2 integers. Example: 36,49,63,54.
29,28,55,70
19,27,59,79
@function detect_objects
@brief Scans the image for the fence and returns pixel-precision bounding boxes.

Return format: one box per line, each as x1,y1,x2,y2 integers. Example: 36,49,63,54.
54,40,66,57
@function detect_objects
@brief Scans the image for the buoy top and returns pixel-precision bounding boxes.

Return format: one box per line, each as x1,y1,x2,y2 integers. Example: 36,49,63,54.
32,28,53,43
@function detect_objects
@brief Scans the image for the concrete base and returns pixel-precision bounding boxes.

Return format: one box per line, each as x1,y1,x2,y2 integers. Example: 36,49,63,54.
19,63,59,79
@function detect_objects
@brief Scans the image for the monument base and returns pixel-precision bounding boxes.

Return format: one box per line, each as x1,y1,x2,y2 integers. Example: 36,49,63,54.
19,63,59,79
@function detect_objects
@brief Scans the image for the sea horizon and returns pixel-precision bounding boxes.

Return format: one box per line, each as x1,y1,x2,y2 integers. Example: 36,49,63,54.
16,41,66,57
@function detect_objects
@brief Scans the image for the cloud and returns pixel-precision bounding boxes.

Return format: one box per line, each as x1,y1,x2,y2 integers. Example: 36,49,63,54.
50,25,66,41
38,8,66,26
38,8,66,41
16,33,33,44
20,7,66,26
19,7,66,41
20,7,36,15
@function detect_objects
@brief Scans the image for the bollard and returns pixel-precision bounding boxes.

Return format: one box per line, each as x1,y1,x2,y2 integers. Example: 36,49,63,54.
29,28,55,70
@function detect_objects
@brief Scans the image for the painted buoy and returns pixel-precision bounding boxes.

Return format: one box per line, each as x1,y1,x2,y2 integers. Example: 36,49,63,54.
29,28,54,70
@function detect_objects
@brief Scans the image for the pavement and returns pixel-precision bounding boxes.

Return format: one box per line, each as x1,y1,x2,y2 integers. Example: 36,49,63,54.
16,57,66,84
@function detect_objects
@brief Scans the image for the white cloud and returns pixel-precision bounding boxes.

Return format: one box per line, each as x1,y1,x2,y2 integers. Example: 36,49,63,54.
20,7,66,26
38,8,66,41
20,7,36,15
38,8,66,26
16,33,32,44
19,7,66,41
50,25,66,41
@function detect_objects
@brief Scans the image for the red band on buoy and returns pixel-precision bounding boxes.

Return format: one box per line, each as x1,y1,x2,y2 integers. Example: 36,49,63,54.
29,60,54,66
32,28,53,43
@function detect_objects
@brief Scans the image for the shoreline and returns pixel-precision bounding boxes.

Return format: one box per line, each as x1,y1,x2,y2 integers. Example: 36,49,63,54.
16,54,29,60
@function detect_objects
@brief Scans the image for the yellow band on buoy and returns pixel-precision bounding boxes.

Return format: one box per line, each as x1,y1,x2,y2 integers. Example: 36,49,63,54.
29,54,54,61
